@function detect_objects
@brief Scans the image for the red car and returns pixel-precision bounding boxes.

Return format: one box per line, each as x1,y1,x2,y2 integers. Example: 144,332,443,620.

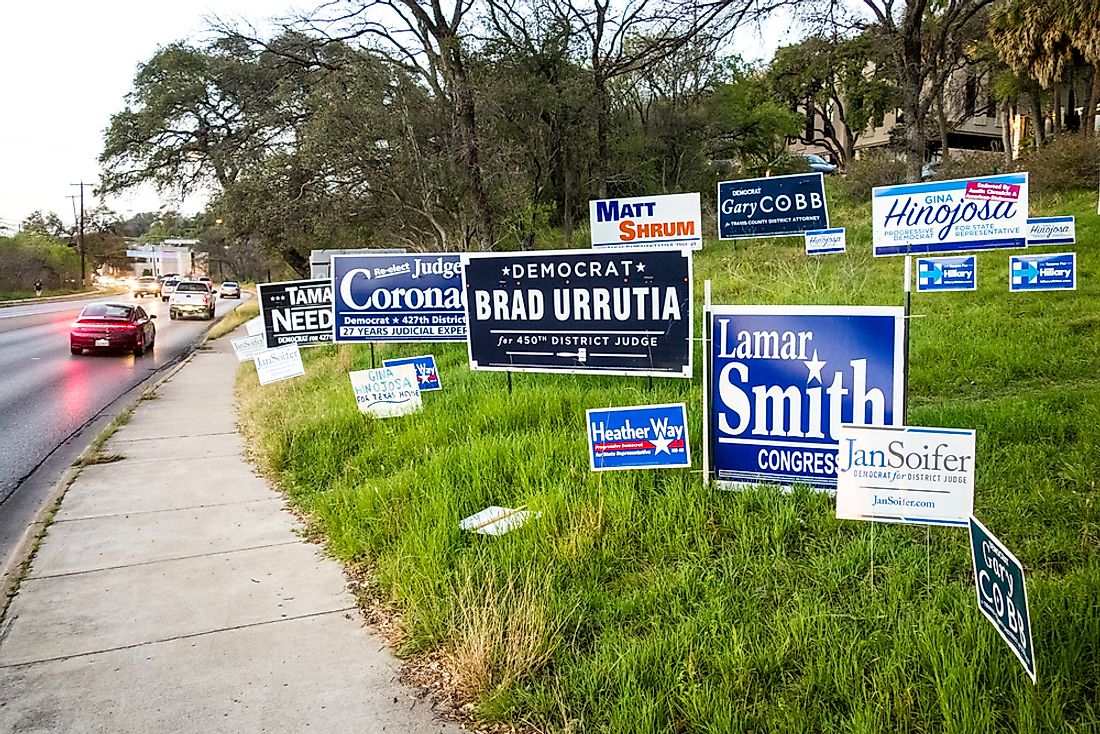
70,302,157,356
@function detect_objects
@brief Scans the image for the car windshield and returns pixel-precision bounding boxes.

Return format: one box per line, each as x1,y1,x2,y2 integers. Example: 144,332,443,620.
806,154,827,164
223,282,238,287
175,282,208,292
81,304,133,320
138,277,156,283
164,280,179,286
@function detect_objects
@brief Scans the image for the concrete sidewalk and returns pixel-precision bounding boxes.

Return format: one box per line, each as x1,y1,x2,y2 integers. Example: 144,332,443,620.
0,335,459,733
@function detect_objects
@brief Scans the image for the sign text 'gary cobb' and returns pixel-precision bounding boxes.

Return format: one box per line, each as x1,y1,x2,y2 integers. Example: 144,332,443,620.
461,248,692,377
332,253,466,343
872,173,1029,256
587,403,690,471
709,305,905,490
257,278,333,349
589,193,702,249
835,425,975,526
718,173,828,239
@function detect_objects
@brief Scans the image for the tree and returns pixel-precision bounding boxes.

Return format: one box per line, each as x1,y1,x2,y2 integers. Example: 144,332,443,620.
768,33,898,167
20,210,68,238
705,65,804,176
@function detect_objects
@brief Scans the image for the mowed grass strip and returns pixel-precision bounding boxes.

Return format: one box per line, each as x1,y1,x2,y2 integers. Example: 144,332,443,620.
236,189,1100,732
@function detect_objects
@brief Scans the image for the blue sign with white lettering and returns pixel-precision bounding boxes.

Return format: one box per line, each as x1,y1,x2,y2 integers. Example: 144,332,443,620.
717,173,829,239
332,253,467,343
1010,252,1076,292
917,256,977,292
1027,216,1075,245
587,403,690,471
382,354,442,391
709,306,905,490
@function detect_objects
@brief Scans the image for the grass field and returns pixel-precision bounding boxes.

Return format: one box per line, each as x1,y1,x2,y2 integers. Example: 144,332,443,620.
236,188,1099,733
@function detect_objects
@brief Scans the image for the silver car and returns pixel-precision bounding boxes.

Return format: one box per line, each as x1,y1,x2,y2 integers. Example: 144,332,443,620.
219,281,241,299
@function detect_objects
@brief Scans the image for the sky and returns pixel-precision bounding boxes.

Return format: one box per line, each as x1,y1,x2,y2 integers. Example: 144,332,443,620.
0,1,795,236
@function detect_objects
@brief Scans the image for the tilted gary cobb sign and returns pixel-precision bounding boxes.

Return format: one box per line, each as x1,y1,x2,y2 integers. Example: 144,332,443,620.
332,253,466,343
589,193,702,250
872,173,1029,256
718,173,829,239
257,278,333,349
461,248,692,377
709,305,905,490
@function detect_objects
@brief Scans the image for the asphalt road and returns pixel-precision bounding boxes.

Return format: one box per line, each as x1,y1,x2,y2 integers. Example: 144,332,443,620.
0,290,250,568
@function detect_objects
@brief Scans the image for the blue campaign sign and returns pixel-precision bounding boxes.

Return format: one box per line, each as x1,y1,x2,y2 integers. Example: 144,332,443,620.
587,403,690,471
917,256,977,292
709,306,905,490
382,354,442,391
718,173,829,239
872,174,1029,256
1010,252,1076,292
805,228,846,255
969,516,1037,683
1027,216,1075,245
332,253,467,343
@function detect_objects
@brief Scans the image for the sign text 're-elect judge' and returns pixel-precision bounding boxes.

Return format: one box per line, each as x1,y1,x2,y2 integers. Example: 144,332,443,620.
461,248,693,377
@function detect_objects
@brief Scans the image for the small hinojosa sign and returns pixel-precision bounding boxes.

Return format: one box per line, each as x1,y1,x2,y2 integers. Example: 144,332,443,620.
1027,216,1075,245
258,278,333,349
835,424,975,526
461,248,693,378
872,173,1029,256
718,173,829,239
349,364,422,417
331,253,466,343
589,193,701,250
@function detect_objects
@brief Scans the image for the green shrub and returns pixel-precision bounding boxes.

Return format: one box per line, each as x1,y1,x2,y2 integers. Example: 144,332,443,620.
835,150,907,201
1016,133,1100,194
936,150,1010,180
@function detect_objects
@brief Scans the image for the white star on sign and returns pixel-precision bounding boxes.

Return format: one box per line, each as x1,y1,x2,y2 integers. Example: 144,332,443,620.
501,266,510,276
803,349,826,384
635,262,646,272
652,435,674,455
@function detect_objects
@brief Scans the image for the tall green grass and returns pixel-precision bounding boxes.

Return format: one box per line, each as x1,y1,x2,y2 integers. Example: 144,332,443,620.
237,189,1100,732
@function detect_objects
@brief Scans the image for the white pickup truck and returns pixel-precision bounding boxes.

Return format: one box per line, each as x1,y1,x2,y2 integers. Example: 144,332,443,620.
169,280,216,320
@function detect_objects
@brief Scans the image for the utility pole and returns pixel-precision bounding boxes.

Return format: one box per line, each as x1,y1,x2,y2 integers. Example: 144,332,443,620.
70,181,93,288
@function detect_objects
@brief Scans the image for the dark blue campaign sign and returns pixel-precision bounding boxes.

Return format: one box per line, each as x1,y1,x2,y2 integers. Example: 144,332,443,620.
461,248,693,377
917,255,977,292
718,173,829,239
1010,252,1076,292
332,253,467,343
587,403,690,471
709,306,905,490
382,354,442,391
969,516,1037,683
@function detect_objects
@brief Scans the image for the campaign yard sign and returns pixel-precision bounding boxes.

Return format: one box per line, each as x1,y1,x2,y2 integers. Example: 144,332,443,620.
709,305,905,491
258,278,333,349
805,228,846,255
231,334,267,362
969,516,1037,683
917,256,977,292
254,344,305,386
589,193,702,250
718,173,829,239
349,364,422,417
1010,252,1077,292
872,173,1029,256
835,425,975,526
332,253,466,343
1027,216,1075,245
244,316,265,337
382,354,442,391
586,403,690,471
461,248,692,378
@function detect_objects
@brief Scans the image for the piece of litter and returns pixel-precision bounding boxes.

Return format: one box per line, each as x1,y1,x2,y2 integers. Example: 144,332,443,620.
460,506,539,535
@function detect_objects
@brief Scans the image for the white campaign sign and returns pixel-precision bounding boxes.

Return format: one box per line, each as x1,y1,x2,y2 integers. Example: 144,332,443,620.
254,344,305,386
589,193,701,249
349,363,422,417
231,334,267,362
245,316,265,336
835,425,975,526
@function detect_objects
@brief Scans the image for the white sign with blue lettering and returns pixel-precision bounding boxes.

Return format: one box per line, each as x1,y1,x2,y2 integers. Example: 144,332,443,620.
872,174,1029,256
589,193,701,250
382,354,442,391
835,424,975,526
1027,216,1075,245
917,256,977,292
587,403,690,471
349,364,422,417
1010,252,1076,292
805,228,846,255
709,305,905,491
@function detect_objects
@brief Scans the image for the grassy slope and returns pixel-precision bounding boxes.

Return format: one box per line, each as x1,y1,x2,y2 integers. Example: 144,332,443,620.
237,188,1100,733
